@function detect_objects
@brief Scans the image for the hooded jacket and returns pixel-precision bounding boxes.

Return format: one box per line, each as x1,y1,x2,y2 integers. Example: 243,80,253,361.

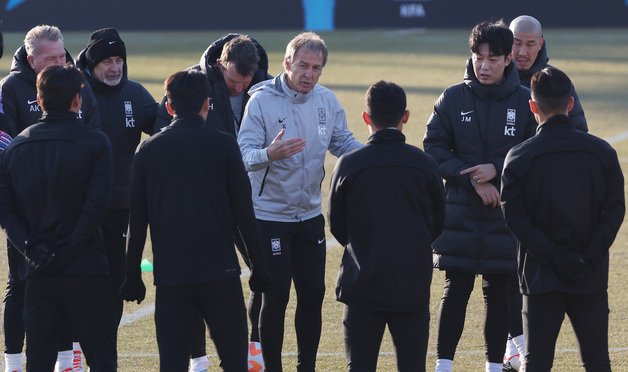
516,42,588,132
423,59,537,274
0,45,101,137
329,129,445,311
75,48,157,210
153,33,271,137
501,115,624,295
238,73,363,222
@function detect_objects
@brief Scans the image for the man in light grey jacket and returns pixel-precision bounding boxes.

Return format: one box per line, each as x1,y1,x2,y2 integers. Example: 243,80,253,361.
238,31,362,372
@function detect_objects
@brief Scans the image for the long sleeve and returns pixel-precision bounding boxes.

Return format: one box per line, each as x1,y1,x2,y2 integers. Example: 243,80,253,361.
67,138,112,252
125,149,149,280
328,157,348,246
585,149,625,258
225,137,266,271
501,152,559,262
423,92,472,187
327,103,362,157
238,97,271,172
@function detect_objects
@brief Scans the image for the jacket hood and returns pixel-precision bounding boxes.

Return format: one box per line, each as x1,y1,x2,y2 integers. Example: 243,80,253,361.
75,47,128,92
518,41,550,86
199,33,270,83
463,58,521,100
9,45,75,87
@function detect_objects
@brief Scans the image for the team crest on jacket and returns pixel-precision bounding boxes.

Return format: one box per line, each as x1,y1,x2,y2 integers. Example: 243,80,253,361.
124,101,135,128
318,108,327,136
504,109,516,136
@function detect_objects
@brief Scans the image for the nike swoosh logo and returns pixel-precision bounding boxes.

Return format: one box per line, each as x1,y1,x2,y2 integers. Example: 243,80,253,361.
108,41,116,45
27,99,37,104
460,110,473,116
317,238,325,244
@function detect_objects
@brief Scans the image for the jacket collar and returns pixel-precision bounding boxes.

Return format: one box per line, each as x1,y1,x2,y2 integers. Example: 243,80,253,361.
40,111,81,123
367,128,406,145
536,114,571,134
169,115,206,128
463,58,521,100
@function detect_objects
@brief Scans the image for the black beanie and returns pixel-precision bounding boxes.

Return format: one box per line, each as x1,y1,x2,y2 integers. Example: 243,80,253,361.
85,28,126,70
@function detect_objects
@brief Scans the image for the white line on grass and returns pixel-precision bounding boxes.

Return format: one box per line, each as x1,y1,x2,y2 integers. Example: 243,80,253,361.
116,347,628,359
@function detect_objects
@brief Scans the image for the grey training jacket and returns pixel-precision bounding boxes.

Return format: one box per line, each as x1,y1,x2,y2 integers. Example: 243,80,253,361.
238,73,362,222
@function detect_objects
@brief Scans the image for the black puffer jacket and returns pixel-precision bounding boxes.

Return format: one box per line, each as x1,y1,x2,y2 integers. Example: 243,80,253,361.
153,33,271,136
423,59,537,274
516,42,587,132
75,49,157,210
329,129,445,312
501,115,624,295
0,45,101,137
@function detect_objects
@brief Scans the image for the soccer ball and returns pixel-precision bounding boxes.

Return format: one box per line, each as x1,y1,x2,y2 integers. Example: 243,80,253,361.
248,342,265,372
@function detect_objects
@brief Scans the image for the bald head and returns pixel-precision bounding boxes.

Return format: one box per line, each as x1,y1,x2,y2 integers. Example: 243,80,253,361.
509,15,543,36
509,15,544,71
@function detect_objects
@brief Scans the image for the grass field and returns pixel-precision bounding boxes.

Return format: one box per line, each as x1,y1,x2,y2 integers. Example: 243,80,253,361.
0,28,627,371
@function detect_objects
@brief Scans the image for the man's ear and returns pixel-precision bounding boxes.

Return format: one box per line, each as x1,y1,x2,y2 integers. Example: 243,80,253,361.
401,110,410,124
201,97,210,114
166,101,175,116
504,53,513,66
529,99,539,115
362,111,371,126
27,54,35,70
566,96,574,113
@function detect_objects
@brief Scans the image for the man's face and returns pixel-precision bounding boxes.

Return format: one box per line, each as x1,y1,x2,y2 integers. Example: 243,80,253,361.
219,61,253,97
92,56,124,86
512,31,544,71
27,39,66,74
284,47,324,94
472,43,511,86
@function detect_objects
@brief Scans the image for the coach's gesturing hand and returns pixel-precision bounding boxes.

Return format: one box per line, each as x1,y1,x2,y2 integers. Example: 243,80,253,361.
267,128,306,161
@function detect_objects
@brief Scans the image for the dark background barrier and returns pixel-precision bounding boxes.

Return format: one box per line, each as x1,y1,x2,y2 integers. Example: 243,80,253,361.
1,0,627,32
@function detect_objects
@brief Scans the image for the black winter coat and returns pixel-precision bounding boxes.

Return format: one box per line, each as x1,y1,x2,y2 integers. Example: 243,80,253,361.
501,115,625,295
516,42,588,132
0,45,101,137
153,33,272,137
423,59,537,274
329,129,445,311
0,112,112,280
75,50,157,210
126,115,265,287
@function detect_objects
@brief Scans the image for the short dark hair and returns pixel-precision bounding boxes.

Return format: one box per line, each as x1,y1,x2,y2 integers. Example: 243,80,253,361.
36,65,84,112
165,70,210,116
469,20,513,58
365,80,406,128
530,67,572,114
220,35,259,77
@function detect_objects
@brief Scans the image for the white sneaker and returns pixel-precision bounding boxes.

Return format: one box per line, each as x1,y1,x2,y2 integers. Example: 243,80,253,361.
502,353,520,371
